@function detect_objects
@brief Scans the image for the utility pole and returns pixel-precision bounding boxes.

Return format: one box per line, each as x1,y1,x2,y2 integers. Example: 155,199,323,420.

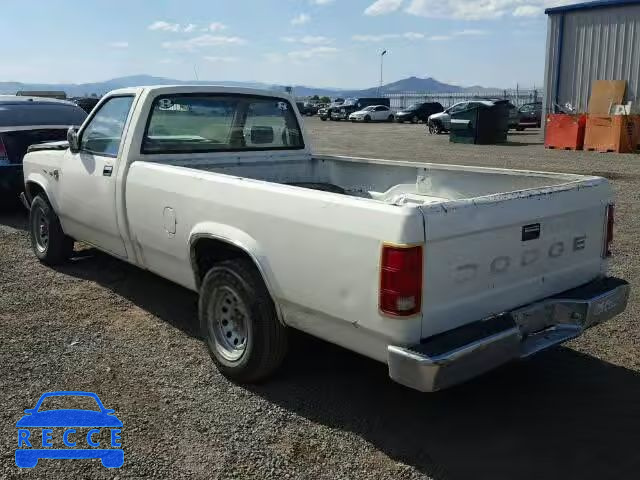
379,49,387,96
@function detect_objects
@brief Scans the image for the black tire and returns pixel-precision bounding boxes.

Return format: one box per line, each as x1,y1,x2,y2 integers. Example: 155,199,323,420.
364,115,371,123
411,115,419,124
320,117,327,121
199,259,288,383
387,115,394,122
29,194,74,265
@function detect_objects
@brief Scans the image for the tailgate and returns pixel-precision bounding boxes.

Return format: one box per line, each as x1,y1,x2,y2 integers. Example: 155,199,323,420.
419,178,612,338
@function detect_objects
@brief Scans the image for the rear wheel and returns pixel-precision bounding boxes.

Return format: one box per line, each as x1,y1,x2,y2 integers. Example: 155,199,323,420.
29,194,73,265
387,115,394,122
199,259,288,383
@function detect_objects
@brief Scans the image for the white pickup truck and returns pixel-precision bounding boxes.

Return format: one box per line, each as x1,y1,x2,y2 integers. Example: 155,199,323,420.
21,85,629,392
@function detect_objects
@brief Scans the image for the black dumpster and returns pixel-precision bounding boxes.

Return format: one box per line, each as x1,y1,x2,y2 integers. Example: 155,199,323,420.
450,100,509,144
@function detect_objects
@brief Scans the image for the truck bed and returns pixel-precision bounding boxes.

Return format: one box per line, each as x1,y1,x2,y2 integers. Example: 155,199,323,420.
153,153,596,206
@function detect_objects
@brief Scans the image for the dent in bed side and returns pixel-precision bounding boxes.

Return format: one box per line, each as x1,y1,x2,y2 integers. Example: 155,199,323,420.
187,223,285,324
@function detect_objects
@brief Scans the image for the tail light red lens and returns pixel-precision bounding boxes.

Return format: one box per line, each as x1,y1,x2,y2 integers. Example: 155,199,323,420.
603,204,615,257
380,244,423,316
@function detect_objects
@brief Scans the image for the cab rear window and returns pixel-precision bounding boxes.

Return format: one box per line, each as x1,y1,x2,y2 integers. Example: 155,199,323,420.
142,94,304,154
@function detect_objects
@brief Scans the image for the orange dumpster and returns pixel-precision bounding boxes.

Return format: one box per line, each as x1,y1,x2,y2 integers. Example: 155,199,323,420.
544,114,587,150
584,115,640,153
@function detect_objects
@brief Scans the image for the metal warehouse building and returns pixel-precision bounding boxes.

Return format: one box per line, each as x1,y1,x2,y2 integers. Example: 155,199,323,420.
544,0,640,115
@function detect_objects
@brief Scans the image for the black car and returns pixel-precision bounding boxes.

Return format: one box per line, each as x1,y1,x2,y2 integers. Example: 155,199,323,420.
395,102,443,123
0,96,87,201
330,97,390,121
73,97,101,114
516,102,542,130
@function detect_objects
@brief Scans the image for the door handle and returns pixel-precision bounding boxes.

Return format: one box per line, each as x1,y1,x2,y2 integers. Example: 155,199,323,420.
103,165,113,177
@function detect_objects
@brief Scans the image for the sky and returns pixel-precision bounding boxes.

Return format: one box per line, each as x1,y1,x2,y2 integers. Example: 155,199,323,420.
0,0,563,89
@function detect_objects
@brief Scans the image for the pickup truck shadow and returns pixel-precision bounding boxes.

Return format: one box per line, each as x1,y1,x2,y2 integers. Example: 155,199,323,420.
57,248,201,338
251,335,640,480
51,248,640,480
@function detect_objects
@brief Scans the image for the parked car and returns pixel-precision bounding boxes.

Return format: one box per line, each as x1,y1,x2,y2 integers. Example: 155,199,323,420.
0,96,86,200
296,102,308,116
427,101,480,133
331,97,389,121
348,105,395,122
303,102,319,116
395,102,444,123
506,101,519,129
22,85,628,392
517,102,542,130
319,98,344,121
72,97,101,114
428,100,515,134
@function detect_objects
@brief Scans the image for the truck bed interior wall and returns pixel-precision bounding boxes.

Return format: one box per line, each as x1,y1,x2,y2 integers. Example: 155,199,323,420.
157,156,580,201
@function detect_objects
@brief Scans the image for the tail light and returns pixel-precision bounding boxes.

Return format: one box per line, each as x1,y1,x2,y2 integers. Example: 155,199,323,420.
0,136,8,165
603,204,615,257
380,244,423,317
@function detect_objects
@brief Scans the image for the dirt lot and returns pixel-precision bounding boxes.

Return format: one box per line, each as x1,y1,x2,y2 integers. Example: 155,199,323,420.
1,117,639,480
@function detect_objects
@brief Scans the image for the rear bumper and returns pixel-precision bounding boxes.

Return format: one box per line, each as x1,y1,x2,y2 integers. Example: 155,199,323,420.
388,277,629,392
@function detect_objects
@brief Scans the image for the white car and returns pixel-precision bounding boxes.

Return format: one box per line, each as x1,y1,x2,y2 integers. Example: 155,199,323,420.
348,105,395,122
427,101,480,133
21,85,629,392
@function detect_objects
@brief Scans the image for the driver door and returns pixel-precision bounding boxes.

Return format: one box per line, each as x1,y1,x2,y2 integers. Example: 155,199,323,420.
58,95,135,258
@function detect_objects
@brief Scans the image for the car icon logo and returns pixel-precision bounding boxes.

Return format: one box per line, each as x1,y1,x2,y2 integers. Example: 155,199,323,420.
15,391,123,468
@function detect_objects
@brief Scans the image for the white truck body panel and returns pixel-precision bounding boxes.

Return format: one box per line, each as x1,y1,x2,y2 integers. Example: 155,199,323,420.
21,85,627,390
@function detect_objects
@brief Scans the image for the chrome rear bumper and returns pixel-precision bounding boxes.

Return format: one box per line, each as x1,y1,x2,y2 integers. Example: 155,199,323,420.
388,277,630,392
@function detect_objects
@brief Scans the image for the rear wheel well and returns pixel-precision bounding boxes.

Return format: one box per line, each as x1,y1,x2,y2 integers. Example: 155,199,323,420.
192,237,283,324
192,237,257,285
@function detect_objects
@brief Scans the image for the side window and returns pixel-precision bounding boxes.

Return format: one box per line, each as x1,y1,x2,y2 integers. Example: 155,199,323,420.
80,96,134,157
449,103,466,114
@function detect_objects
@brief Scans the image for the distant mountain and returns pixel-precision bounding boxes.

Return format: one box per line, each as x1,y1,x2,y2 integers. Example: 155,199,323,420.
0,74,492,98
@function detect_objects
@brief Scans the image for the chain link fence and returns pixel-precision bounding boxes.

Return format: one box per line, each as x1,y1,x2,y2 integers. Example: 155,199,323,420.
384,90,541,109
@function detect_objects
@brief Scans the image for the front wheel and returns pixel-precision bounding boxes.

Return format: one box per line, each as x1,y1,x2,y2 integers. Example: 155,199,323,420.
29,195,74,265
199,259,288,383
320,117,327,121
411,115,419,124
364,115,371,123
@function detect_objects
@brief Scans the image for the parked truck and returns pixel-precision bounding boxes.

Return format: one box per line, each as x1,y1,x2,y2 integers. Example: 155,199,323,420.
21,85,629,392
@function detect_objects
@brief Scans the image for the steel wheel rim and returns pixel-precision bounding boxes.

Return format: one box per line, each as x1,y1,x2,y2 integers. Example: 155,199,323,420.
209,286,249,362
33,207,49,253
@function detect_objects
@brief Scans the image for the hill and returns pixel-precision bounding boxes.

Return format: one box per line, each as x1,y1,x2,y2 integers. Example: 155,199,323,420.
0,75,490,98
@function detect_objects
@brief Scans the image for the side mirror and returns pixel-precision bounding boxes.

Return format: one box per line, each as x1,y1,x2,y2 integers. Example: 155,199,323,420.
67,127,80,153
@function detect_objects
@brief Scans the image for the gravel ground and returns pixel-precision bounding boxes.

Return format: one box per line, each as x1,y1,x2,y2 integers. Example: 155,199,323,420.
1,117,639,480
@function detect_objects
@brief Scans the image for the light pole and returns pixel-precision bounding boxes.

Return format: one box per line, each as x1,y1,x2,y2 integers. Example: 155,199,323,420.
379,49,387,96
